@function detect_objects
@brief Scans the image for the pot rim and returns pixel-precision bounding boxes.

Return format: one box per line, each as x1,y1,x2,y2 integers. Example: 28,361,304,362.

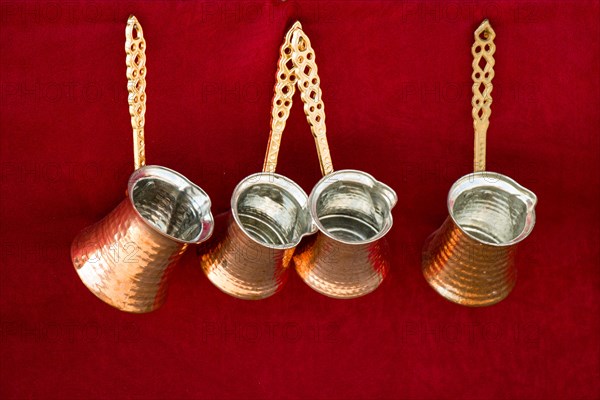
127,165,214,244
230,172,316,250
447,171,537,247
308,169,397,245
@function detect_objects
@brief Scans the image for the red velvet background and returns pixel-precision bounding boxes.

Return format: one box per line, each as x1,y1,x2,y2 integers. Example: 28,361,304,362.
1,1,599,399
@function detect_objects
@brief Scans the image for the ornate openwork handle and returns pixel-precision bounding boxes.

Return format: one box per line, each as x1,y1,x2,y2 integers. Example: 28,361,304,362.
291,27,333,176
126,15,147,170
471,19,495,172
262,21,334,176
262,22,300,173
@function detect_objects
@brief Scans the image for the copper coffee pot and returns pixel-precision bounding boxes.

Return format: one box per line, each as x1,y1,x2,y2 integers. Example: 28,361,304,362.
71,16,214,313
422,20,537,306
198,23,319,300
286,28,397,299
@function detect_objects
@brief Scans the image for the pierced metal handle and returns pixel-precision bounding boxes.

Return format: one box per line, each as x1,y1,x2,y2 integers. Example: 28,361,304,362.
262,22,301,173
291,27,333,176
126,15,147,170
262,21,334,176
472,19,495,172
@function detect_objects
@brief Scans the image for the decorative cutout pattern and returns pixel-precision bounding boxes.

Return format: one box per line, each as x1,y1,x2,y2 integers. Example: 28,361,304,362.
291,28,333,176
262,22,334,176
262,22,300,173
471,19,495,172
126,16,147,170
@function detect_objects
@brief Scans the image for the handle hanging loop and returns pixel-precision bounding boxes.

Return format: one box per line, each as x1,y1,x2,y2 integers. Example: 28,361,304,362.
126,15,147,170
472,19,495,172
262,21,334,176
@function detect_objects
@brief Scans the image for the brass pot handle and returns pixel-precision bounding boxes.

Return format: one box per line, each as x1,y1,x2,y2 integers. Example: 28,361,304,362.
262,22,300,174
262,22,334,176
126,15,147,170
472,19,495,172
291,27,333,176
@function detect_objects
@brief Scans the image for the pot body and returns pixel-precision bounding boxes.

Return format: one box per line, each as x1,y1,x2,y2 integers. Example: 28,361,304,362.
199,172,316,300
295,170,397,299
422,172,537,307
201,214,296,300
72,165,214,313
422,217,517,306
72,199,187,313
294,233,390,298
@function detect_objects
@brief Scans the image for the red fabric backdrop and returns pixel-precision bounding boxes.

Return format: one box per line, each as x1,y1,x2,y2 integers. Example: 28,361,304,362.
1,1,599,399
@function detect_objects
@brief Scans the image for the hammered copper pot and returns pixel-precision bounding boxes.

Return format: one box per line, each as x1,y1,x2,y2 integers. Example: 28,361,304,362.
198,23,319,300
422,20,538,306
71,16,214,313
282,27,397,299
